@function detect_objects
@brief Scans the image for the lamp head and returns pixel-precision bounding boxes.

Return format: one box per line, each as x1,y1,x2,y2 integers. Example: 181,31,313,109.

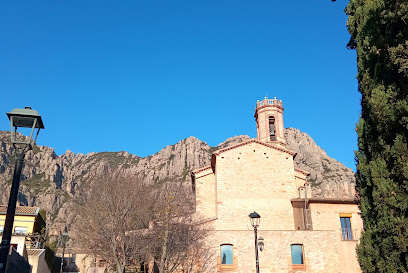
62,233,69,241
249,211,261,228
6,107,44,147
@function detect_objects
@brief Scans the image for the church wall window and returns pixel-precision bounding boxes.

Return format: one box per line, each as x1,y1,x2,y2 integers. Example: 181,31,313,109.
220,244,233,265
340,215,354,240
291,244,305,269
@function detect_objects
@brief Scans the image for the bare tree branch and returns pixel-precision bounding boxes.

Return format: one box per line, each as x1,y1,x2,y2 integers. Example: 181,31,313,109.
74,174,152,273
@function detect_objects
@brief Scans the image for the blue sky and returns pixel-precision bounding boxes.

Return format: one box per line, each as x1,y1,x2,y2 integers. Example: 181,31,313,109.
0,0,359,170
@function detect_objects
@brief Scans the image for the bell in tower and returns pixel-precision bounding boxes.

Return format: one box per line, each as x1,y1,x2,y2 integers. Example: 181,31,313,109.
254,97,286,146
269,116,276,141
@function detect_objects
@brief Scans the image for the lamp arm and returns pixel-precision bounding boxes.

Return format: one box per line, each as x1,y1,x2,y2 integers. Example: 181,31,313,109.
33,128,41,147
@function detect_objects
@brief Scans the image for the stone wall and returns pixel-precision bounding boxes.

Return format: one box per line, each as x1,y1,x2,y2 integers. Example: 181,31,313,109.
194,167,216,219
205,229,341,273
213,142,299,231
309,203,363,273
194,139,362,273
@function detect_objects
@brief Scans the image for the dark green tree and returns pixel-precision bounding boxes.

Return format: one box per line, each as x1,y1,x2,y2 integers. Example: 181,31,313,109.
333,0,408,272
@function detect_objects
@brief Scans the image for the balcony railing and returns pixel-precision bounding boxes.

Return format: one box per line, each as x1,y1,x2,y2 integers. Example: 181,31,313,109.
25,233,45,249
257,98,283,107
259,100,278,106
341,228,358,241
0,231,45,248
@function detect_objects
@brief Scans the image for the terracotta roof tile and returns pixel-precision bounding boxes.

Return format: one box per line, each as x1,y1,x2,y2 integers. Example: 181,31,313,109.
0,206,39,216
294,168,310,176
27,249,45,256
191,166,212,175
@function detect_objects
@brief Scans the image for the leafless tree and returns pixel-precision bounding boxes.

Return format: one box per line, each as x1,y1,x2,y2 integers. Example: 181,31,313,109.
149,182,214,273
75,176,213,273
75,174,152,273
177,240,215,273
162,220,215,273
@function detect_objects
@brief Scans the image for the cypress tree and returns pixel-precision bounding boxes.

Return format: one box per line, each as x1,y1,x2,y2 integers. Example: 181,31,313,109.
334,0,408,271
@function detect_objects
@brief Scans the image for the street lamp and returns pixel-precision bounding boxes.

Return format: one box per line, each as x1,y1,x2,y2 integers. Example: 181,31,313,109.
249,211,261,273
60,233,69,273
0,107,44,273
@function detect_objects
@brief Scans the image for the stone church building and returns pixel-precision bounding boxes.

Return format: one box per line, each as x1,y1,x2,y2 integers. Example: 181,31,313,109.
191,97,362,273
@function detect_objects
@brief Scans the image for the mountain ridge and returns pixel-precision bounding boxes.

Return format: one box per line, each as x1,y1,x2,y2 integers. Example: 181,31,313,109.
0,128,355,233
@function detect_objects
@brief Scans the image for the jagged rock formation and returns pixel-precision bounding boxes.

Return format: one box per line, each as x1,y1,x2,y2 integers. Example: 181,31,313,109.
0,128,355,233
285,128,356,198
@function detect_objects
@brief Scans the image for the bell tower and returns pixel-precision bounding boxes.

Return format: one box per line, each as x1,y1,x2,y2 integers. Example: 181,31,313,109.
254,97,286,146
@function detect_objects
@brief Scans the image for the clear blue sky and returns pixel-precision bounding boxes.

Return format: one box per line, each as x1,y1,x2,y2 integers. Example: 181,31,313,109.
0,0,359,170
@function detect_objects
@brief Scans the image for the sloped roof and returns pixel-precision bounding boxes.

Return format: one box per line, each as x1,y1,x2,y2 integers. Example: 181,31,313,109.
192,139,299,175
294,168,310,176
212,139,296,157
27,249,45,256
0,206,40,216
191,165,212,175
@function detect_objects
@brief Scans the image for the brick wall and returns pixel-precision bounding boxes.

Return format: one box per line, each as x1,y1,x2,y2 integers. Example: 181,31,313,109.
204,229,341,273
310,203,363,273
213,143,298,231
193,140,362,273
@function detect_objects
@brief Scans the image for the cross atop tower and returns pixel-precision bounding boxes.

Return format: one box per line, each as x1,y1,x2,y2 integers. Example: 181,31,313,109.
254,97,286,146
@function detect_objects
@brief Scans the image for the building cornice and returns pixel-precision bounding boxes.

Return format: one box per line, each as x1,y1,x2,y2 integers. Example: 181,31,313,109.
291,198,358,205
255,104,284,113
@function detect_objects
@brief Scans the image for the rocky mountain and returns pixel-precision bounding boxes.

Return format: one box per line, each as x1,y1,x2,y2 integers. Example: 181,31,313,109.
285,128,356,198
0,128,355,233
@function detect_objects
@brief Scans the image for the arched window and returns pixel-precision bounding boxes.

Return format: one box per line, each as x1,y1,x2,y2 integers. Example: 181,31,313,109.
269,116,276,141
220,244,233,265
290,244,304,265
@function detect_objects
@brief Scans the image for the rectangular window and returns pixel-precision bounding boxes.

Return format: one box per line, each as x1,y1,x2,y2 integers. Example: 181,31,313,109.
14,226,27,235
0,226,3,233
340,217,353,240
220,244,233,265
291,244,304,265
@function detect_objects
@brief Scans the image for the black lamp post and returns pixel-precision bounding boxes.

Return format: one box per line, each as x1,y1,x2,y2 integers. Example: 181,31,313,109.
0,107,44,273
60,233,69,273
249,211,261,273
